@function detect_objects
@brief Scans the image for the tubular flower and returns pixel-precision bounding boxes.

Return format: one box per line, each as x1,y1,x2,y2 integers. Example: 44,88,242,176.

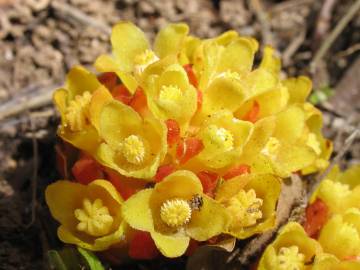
193,110,253,169
53,66,113,152
313,254,360,270
94,22,189,93
122,170,230,257
318,208,360,260
145,63,198,131
311,165,360,214
215,173,281,239
258,222,323,270
258,105,319,177
94,100,167,179
45,180,125,251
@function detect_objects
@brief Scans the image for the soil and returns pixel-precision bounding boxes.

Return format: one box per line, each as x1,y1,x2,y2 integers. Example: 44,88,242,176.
0,0,359,269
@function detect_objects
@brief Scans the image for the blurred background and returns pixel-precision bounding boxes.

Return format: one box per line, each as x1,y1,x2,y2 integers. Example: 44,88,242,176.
0,0,359,269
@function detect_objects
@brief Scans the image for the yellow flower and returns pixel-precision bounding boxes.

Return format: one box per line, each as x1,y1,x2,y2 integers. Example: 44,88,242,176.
145,63,198,131
311,165,360,214
318,208,360,260
258,105,319,177
313,253,360,270
216,173,281,239
45,179,125,251
191,110,253,169
122,170,230,257
301,103,333,174
258,222,323,270
94,100,167,179
53,66,113,152
95,22,189,93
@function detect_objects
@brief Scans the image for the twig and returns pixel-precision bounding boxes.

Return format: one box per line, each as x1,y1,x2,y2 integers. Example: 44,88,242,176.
310,0,360,74
250,0,277,48
0,84,60,122
270,0,314,14
282,28,306,66
24,114,39,228
335,43,360,59
51,1,111,35
313,0,338,51
310,125,360,196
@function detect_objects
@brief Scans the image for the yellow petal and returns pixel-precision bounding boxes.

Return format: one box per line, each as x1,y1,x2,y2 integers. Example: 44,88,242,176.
154,23,189,58
318,210,360,260
150,231,190,258
259,46,281,75
58,223,126,251
99,100,142,148
202,76,246,114
65,66,101,99
111,22,150,72
89,179,123,204
151,171,203,209
122,189,154,232
283,76,312,104
186,195,230,241
53,88,68,126
58,125,99,153
45,180,85,228
274,106,305,143
217,37,257,74
88,86,113,131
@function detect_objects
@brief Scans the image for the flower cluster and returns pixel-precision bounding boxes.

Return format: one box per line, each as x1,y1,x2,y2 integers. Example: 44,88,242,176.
258,165,360,270
46,22,331,260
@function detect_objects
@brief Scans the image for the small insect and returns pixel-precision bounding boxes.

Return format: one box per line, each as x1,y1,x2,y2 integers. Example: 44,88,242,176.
188,194,203,211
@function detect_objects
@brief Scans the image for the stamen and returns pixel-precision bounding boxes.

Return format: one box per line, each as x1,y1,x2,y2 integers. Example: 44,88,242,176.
134,49,159,75
74,198,113,237
159,85,183,103
277,246,305,270
121,135,146,165
65,91,92,131
200,125,234,153
160,199,192,227
223,189,263,228
261,137,280,157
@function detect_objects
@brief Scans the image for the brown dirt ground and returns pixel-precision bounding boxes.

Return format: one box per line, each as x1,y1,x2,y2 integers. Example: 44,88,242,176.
0,0,359,269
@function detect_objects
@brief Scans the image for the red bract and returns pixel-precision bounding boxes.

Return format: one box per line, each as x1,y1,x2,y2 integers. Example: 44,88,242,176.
129,87,147,114
183,64,198,87
129,231,159,260
98,72,118,90
155,164,176,183
223,164,251,180
105,170,137,200
243,101,260,123
165,119,180,146
112,84,132,105
304,198,329,238
196,89,203,111
185,239,199,256
197,171,219,197
176,138,204,164
72,156,104,185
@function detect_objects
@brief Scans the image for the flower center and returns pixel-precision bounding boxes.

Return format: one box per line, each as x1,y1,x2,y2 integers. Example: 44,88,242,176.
201,125,234,153
159,85,183,103
65,91,92,131
277,246,305,270
121,135,146,165
134,49,159,75
261,137,280,157
74,198,113,237
223,189,263,228
160,199,192,227
218,70,241,80
306,133,321,155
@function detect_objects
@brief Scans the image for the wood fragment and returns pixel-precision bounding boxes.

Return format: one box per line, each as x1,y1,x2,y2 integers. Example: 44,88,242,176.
310,0,360,74
51,1,111,35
